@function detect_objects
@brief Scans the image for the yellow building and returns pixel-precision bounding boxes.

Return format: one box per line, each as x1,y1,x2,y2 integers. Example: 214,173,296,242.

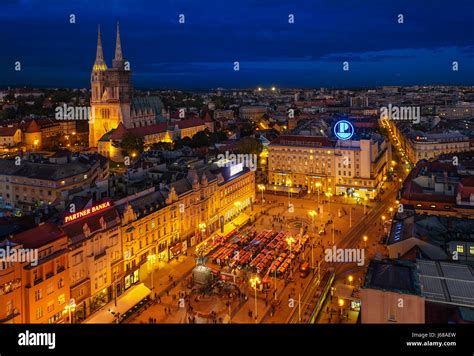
0,126,22,148
116,164,255,291
61,201,123,323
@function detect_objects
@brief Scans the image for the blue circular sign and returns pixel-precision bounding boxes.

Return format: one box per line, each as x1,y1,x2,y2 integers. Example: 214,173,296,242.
334,120,354,140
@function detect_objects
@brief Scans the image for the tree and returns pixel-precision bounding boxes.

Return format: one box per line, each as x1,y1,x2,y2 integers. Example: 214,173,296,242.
240,121,257,137
118,132,144,157
236,136,262,155
0,107,16,121
191,131,210,148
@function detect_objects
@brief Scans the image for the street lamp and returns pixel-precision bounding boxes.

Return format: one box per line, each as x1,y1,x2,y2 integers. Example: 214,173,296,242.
63,300,76,324
286,179,293,205
249,276,261,323
315,182,322,204
348,275,353,285
286,236,296,277
147,254,156,297
363,235,368,248
338,298,344,316
325,192,334,244
308,210,317,269
198,222,206,242
258,184,266,204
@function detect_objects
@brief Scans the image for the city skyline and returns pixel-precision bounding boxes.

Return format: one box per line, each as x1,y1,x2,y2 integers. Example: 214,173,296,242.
1,0,473,89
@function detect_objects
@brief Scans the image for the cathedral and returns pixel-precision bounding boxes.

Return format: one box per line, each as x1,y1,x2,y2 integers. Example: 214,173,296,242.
88,24,165,147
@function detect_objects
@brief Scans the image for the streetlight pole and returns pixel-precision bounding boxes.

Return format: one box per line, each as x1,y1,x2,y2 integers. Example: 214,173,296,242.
286,236,295,278
250,276,260,324
298,293,301,322
114,271,118,307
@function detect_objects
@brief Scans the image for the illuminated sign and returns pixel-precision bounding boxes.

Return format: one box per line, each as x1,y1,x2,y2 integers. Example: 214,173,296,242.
64,201,112,223
230,163,244,176
334,120,354,140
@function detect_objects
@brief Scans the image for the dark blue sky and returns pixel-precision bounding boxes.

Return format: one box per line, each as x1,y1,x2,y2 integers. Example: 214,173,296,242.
1,0,473,89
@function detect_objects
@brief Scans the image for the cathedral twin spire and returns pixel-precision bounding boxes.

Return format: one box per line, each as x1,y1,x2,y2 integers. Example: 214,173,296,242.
93,23,124,71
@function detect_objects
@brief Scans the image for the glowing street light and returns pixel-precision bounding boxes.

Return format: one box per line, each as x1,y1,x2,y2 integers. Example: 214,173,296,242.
63,300,76,324
338,298,345,316
148,254,157,294
348,275,353,285
249,276,261,323
363,235,368,248
286,236,296,276
258,184,266,204
325,192,334,244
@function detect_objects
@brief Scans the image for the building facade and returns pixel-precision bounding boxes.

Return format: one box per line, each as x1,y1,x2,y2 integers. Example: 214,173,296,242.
89,24,165,147
268,134,390,199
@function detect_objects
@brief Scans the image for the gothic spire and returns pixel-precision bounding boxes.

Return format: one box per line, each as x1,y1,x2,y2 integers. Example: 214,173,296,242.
113,22,124,68
93,25,107,71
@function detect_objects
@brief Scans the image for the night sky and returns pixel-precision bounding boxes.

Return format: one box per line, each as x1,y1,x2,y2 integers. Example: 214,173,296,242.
1,0,473,89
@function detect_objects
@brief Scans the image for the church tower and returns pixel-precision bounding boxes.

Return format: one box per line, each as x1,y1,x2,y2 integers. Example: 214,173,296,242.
89,24,132,148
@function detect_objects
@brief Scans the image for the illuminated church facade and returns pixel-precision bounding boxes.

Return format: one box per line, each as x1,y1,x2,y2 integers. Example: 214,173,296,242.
88,24,165,148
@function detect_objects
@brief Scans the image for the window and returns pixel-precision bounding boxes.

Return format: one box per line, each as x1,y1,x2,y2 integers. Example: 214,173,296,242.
456,245,464,254
34,289,43,301
58,294,65,305
388,306,397,322
36,306,44,320
47,301,55,313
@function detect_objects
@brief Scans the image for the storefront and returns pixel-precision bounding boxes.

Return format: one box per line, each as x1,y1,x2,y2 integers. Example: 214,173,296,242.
169,242,185,260
124,269,140,291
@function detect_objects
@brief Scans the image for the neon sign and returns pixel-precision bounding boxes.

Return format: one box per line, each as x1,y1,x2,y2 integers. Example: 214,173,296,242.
334,120,354,140
64,201,112,223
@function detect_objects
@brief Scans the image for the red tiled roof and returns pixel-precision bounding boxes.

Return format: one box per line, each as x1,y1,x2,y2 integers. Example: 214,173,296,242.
109,123,129,140
460,177,474,187
11,223,65,249
0,126,20,136
130,122,168,137
203,112,213,122
25,120,41,133
175,118,206,130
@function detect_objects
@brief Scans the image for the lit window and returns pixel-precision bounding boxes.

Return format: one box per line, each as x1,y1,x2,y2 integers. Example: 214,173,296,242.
470,246,474,255
456,245,464,254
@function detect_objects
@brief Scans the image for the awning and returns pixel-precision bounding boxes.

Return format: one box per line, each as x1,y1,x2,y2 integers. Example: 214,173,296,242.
84,283,151,324
170,243,182,255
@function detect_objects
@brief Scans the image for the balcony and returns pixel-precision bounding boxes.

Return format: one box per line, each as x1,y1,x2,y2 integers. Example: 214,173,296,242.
0,309,20,323
46,271,54,280
33,277,43,286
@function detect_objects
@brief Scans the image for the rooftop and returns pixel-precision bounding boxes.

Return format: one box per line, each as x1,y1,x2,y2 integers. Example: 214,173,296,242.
417,259,474,307
363,258,421,295
11,223,65,249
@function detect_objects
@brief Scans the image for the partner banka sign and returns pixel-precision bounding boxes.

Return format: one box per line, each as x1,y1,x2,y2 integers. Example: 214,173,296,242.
64,201,112,224
334,120,354,140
